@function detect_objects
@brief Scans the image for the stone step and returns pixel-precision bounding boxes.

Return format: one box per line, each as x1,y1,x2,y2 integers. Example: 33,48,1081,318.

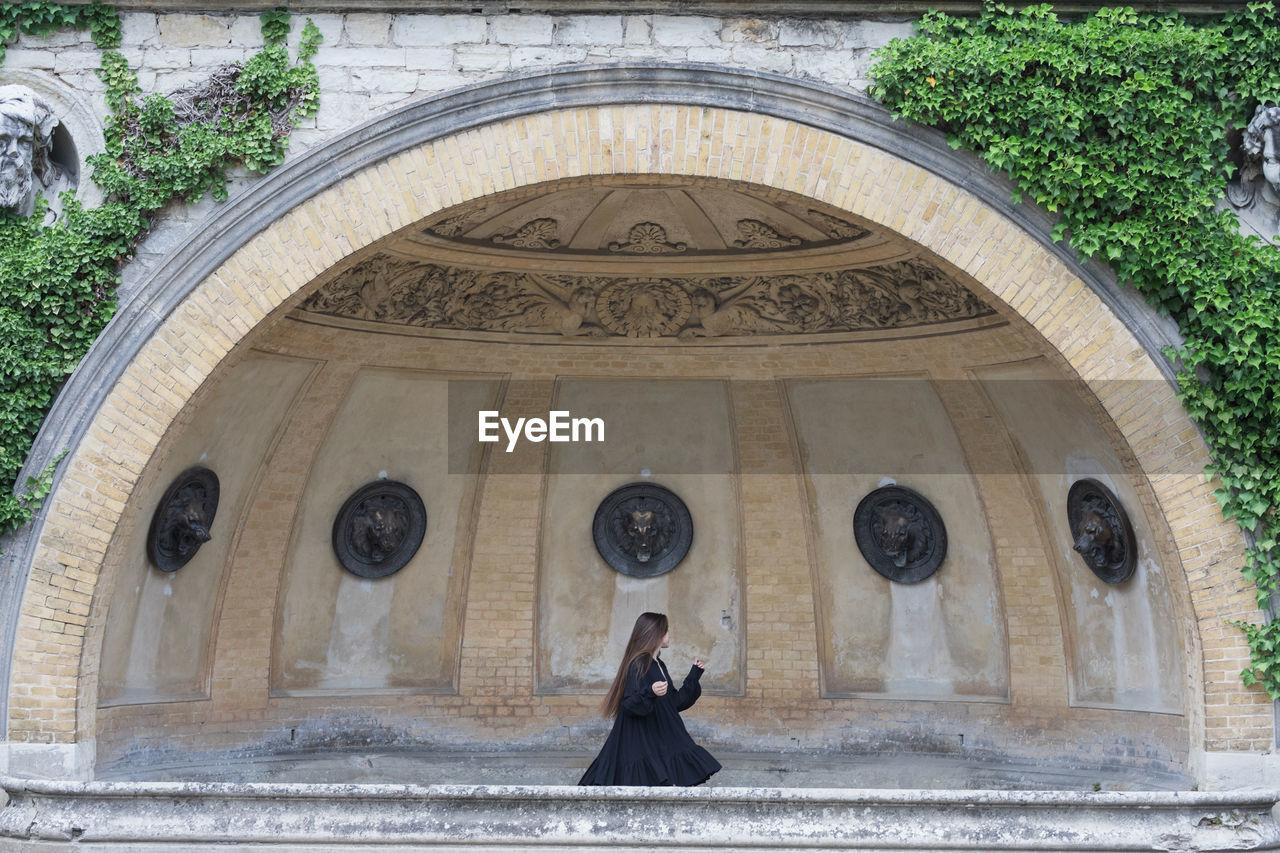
2,776,1277,851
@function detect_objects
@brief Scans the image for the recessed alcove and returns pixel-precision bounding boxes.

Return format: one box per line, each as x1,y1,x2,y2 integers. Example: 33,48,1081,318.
89,176,1193,787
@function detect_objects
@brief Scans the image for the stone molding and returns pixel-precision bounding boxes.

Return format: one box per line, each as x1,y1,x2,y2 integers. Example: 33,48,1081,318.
0,65,1242,760
87,2,1253,16
297,255,995,338
1,777,1277,849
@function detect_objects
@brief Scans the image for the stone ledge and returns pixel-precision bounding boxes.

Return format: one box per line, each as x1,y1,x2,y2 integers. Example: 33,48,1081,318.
2,777,1279,850
67,2,1251,17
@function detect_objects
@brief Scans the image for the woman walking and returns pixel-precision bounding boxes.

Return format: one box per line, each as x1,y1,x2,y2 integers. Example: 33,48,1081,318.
578,612,721,786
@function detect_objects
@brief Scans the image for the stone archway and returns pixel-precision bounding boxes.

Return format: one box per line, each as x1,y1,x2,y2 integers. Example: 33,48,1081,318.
3,66,1262,779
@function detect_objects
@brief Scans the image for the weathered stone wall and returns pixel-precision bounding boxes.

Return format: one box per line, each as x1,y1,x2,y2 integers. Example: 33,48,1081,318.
4,9,911,300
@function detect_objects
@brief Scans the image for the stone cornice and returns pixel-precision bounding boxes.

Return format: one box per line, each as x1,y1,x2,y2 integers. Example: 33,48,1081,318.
56,1,1250,17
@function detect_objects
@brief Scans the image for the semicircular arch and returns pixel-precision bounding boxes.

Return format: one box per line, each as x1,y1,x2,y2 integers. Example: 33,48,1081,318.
3,66,1259,768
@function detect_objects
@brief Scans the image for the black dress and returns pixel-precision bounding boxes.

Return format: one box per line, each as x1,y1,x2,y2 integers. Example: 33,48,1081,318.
578,656,721,786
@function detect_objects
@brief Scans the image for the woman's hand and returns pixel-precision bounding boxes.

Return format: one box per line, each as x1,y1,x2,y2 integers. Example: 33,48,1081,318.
652,681,669,696
693,658,705,670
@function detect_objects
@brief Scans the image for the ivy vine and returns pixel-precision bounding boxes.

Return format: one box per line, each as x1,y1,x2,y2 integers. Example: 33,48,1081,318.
0,3,320,542
870,3,1280,694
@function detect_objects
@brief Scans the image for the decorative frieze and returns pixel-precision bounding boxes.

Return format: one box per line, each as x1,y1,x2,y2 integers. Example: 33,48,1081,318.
299,254,995,338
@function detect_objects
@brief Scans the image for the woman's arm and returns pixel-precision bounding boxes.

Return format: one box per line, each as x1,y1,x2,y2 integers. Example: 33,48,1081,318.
675,664,703,712
619,660,658,717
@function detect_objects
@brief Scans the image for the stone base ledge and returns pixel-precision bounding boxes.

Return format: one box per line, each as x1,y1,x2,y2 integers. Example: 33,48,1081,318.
2,777,1279,851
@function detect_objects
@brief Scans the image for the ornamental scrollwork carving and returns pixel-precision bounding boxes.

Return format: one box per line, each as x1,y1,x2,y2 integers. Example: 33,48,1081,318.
596,279,692,337
853,486,947,584
592,483,693,578
299,255,994,338
1066,479,1136,585
732,219,802,249
491,217,562,250
332,480,427,579
608,222,688,254
147,467,219,573
807,209,871,240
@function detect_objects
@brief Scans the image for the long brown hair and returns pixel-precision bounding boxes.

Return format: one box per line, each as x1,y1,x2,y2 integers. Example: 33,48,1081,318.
600,612,668,718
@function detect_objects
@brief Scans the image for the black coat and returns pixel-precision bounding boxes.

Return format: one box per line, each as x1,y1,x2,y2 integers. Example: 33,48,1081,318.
578,656,721,786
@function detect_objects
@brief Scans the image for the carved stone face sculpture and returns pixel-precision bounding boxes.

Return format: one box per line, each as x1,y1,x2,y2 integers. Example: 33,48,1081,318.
1066,479,1136,585
853,485,947,583
0,85,63,217
625,508,658,563
349,496,409,563
1072,505,1115,567
872,505,926,569
1232,103,1280,226
0,112,34,209
592,483,693,578
147,467,220,572
332,481,427,579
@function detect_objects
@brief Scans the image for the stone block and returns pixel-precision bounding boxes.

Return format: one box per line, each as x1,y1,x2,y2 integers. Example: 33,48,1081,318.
158,14,232,48
190,48,250,68
393,15,486,47
554,16,624,47
455,46,511,73
686,47,733,65
16,28,86,48
52,50,104,74
312,46,407,68
622,16,652,46
350,68,420,95
650,15,719,47
289,14,344,53
0,49,54,70
721,18,777,44
846,20,916,50
142,48,192,71
228,15,263,47
491,15,554,46
315,66,349,92
416,69,474,97
731,44,795,75
119,13,159,47
405,48,453,72
512,46,586,69
344,13,391,46
779,20,841,47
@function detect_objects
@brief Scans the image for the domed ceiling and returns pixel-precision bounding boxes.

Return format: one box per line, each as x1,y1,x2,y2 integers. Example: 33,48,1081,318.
295,176,999,341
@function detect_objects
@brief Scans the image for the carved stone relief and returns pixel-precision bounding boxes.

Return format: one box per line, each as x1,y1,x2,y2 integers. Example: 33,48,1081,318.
732,219,801,249
491,217,562,250
301,256,994,338
1066,479,1136,585
608,222,688,254
1227,103,1280,244
592,483,693,578
147,467,220,572
416,183,878,255
331,480,427,579
853,485,947,584
808,209,871,240
0,84,79,223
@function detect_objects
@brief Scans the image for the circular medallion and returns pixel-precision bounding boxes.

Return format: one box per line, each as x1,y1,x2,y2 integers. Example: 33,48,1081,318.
331,480,427,579
147,467,219,573
592,483,693,578
595,279,692,337
1067,478,1136,585
853,485,947,583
